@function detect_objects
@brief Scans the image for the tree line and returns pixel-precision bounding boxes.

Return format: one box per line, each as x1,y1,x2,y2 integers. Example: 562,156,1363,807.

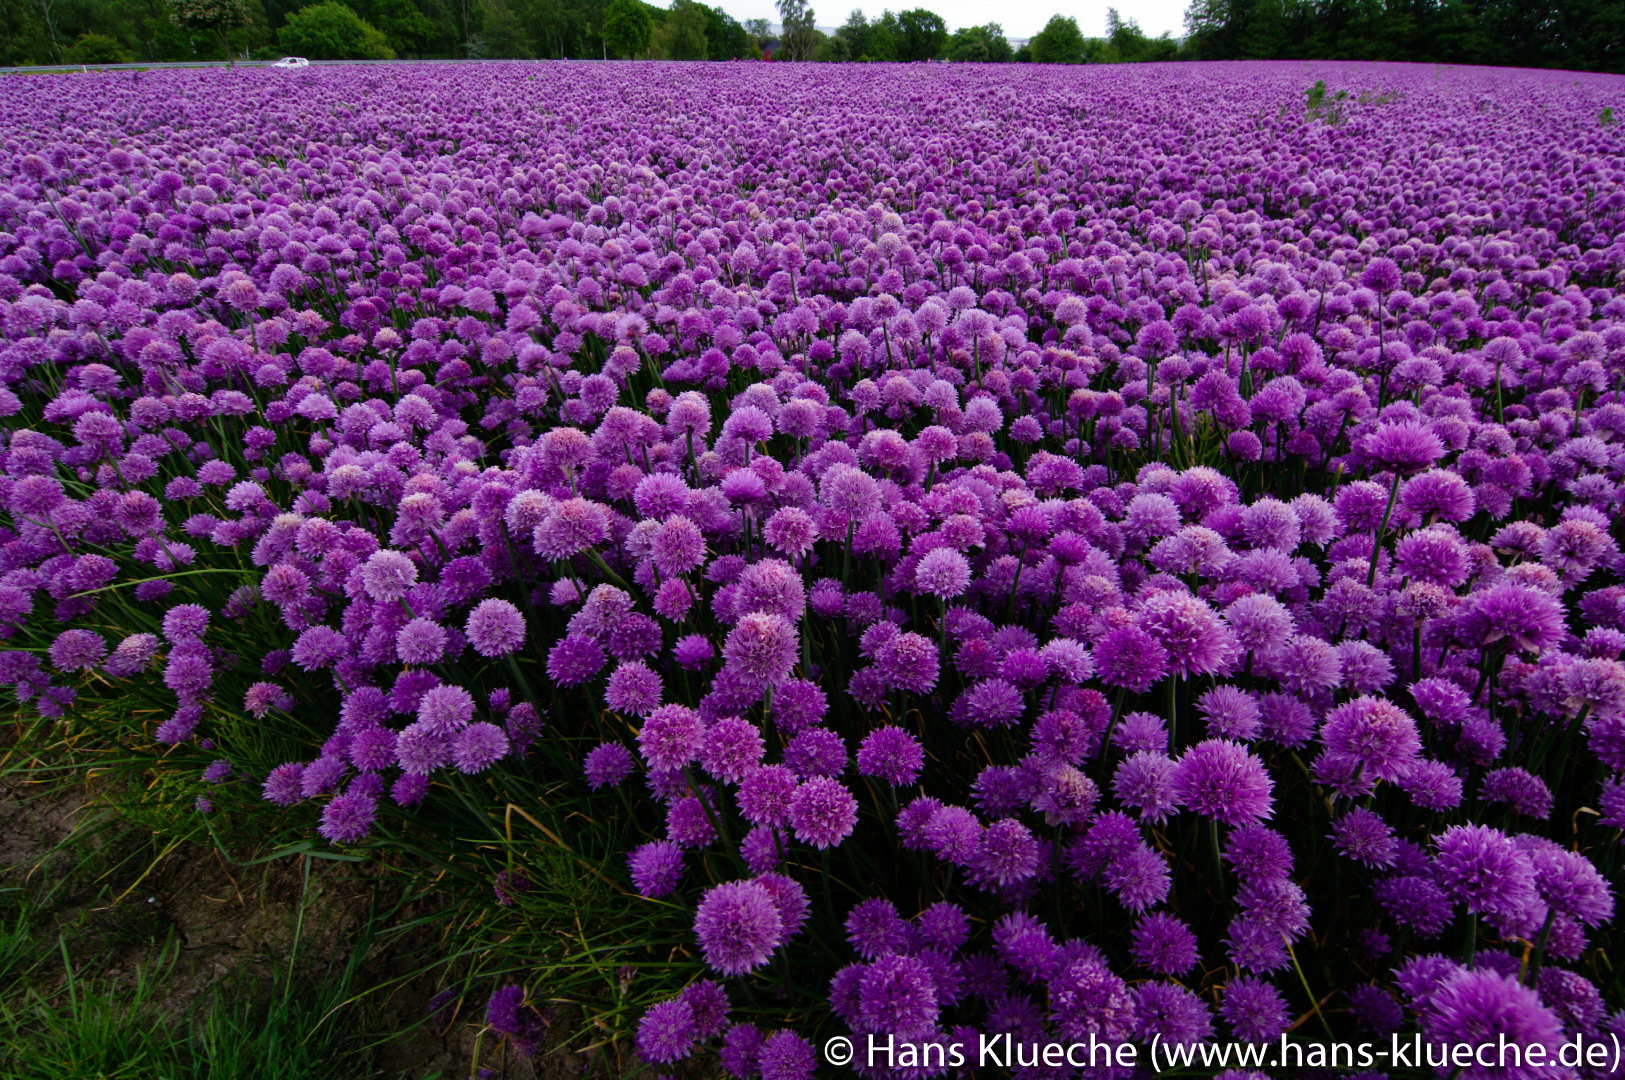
5,0,1620,70
0,0,1182,66
1182,0,1623,74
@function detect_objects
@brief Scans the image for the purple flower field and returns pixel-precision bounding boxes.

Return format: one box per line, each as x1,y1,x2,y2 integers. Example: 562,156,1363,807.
3,59,1625,1075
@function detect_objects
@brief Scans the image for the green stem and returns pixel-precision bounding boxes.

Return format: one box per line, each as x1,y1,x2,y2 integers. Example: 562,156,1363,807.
1366,471,1401,588
1286,937,1335,1041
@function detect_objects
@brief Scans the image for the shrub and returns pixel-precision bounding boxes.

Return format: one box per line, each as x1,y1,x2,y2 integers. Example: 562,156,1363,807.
277,3,394,60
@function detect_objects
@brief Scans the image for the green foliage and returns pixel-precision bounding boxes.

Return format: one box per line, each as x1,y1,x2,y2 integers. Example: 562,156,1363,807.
278,2,395,58
943,21,1011,61
1305,77,1349,123
473,0,534,56
168,0,253,35
1183,0,1625,74
1603,105,1617,126
1028,12,1082,62
602,0,651,56
652,0,707,58
0,910,391,1079
893,6,944,60
63,33,136,63
345,0,440,55
702,3,748,59
1097,6,1177,61
776,0,816,59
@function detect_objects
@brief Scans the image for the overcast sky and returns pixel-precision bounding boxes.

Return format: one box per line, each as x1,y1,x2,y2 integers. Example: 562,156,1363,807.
728,0,1192,42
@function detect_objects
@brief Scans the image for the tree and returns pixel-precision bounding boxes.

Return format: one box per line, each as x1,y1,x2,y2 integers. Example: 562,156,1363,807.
652,0,705,57
830,7,866,56
477,0,533,55
1028,12,1082,62
602,0,650,55
1103,7,1178,61
776,0,815,59
278,1,394,57
863,8,896,59
944,21,1010,61
64,31,135,61
346,0,440,55
169,0,252,64
894,6,943,60
703,3,748,58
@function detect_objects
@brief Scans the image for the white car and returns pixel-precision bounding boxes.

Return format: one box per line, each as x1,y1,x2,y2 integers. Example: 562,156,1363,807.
271,56,310,68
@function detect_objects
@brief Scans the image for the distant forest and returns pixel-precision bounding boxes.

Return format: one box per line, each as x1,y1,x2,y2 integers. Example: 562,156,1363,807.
1183,0,1624,75
3,0,1621,72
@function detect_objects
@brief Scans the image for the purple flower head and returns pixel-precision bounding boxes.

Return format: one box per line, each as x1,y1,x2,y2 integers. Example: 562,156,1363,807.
161,604,210,643
393,617,446,666
1457,583,1566,654
1422,969,1564,1080
1219,976,1290,1042
846,897,908,959
262,762,305,806
1319,695,1422,781
757,1029,816,1080
1113,751,1182,824
638,704,705,772
605,660,663,717
1197,684,1261,740
787,776,858,849
1402,469,1477,523
628,840,685,897
720,1023,765,1079
856,725,924,786
1131,911,1200,976
417,684,475,732
1517,837,1614,926
784,727,847,778
915,901,969,952
699,717,765,783
1364,420,1445,475
679,979,730,1040
1481,767,1553,819
546,634,605,686
915,547,972,599
1048,957,1135,1043
874,631,939,693
361,549,418,603
958,678,1026,728
672,633,714,670
465,599,525,657
733,559,805,622
318,792,377,844
771,678,827,733
1330,806,1398,868
1433,824,1539,924
395,722,452,775
451,722,508,773
1134,980,1215,1047
738,765,798,827
485,985,549,1056
1223,593,1295,654
970,818,1041,888
694,880,783,976
49,629,105,673
1173,739,1274,826
722,612,798,688
1136,590,1239,678
857,953,940,1040
635,999,696,1065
